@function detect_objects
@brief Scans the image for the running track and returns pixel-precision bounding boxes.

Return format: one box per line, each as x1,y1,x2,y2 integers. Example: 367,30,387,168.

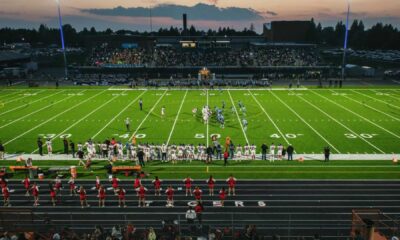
1,180,400,239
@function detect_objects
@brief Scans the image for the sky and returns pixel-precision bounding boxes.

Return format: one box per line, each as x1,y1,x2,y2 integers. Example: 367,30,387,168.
0,0,399,32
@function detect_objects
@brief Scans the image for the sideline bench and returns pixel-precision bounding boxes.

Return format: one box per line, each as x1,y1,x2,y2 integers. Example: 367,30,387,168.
9,166,38,172
112,166,141,175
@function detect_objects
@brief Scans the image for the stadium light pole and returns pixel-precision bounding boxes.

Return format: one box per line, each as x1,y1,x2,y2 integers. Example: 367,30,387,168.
56,0,68,80
341,0,350,82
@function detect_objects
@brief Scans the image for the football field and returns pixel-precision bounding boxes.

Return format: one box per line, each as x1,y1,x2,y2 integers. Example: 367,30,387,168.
0,87,399,155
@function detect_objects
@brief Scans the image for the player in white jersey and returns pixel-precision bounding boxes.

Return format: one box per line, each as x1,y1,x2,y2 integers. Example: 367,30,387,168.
242,119,248,132
270,143,276,162
161,106,166,118
144,145,151,162
46,139,52,156
236,145,242,161
170,147,177,164
177,145,184,160
277,144,283,160
250,144,256,160
108,144,114,161
117,143,124,160
77,143,83,152
244,144,250,159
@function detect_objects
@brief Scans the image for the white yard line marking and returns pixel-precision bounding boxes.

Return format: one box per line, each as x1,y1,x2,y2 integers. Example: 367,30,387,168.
297,95,385,154
0,90,66,117
0,91,21,100
166,90,188,145
270,90,341,153
129,90,167,140
370,89,400,101
2,89,46,104
31,91,127,153
91,91,147,139
206,89,209,146
0,92,70,129
3,90,103,146
361,90,400,109
332,90,400,122
227,90,250,145
248,90,291,146
312,90,400,139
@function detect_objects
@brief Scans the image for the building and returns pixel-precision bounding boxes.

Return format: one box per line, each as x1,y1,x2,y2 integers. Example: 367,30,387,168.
263,21,312,43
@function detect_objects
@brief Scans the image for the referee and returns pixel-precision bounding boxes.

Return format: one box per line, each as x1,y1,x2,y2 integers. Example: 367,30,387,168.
125,118,131,132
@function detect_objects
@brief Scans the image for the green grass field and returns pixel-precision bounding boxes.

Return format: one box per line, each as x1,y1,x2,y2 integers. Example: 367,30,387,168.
0,87,399,154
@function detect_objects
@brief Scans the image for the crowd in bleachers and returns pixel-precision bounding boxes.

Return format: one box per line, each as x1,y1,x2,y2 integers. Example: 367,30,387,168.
87,46,322,67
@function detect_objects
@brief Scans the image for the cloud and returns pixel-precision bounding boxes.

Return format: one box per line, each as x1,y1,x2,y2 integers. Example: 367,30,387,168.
266,11,278,16
81,3,264,21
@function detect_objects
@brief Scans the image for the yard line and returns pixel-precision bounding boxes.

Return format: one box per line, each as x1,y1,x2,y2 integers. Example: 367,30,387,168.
206,89,209,146
31,91,127,154
370,89,400,101
248,90,291,146
297,95,385,154
311,90,400,139
227,90,249,145
91,91,147,139
2,89,46,104
129,90,167,140
166,90,188,145
1,91,74,129
351,89,400,110
3,90,103,146
270,90,341,153
0,90,65,117
332,90,400,122
0,90,22,100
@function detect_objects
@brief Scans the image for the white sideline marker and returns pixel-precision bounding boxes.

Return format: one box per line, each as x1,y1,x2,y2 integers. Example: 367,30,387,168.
227,90,249,145
298,95,385,154
2,90,46,104
3,90,103,146
166,90,188,145
312,90,400,139
270,90,341,153
91,91,147,139
248,90,291,146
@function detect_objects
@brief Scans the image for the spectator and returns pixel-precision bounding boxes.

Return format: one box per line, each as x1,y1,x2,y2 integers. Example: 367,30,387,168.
261,143,268,160
206,146,213,163
63,137,69,154
324,146,330,162
287,145,294,161
137,149,145,167
223,151,229,166
0,141,4,160
195,202,204,225
69,140,75,158
147,227,156,240
185,206,196,224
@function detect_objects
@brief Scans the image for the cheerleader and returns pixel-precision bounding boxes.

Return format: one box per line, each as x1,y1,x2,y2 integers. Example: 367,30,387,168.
98,185,106,207
49,182,56,207
68,177,77,196
152,176,162,196
219,187,226,207
193,186,202,202
165,185,174,207
110,175,120,193
206,175,216,196
183,176,193,196
31,182,39,207
133,176,141,196
2,185,10,207
117,187,127,208
136,184,147,207
94,176,101,190
22,176,30,196
226,175,237,196
54,176,62,197
79,186,90,208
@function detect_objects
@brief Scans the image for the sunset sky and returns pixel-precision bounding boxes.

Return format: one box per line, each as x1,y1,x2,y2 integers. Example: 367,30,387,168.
0,0,399,32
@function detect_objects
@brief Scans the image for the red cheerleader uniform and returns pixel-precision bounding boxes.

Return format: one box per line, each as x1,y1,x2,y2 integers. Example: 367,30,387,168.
133,178,141,189
98,188,106,200
50,189,56,198
193,189,202,200
2,187,9,198
118,189,126,200
184,178,192,189
137,186,147,199
79,189,86,201
23,178,30,190
227,177,236,188
219,189,226,200
32,186,39,197
111,178,119,189
95,179,101,189
207,178,215,189
166,188,174,200
153,179,161,191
